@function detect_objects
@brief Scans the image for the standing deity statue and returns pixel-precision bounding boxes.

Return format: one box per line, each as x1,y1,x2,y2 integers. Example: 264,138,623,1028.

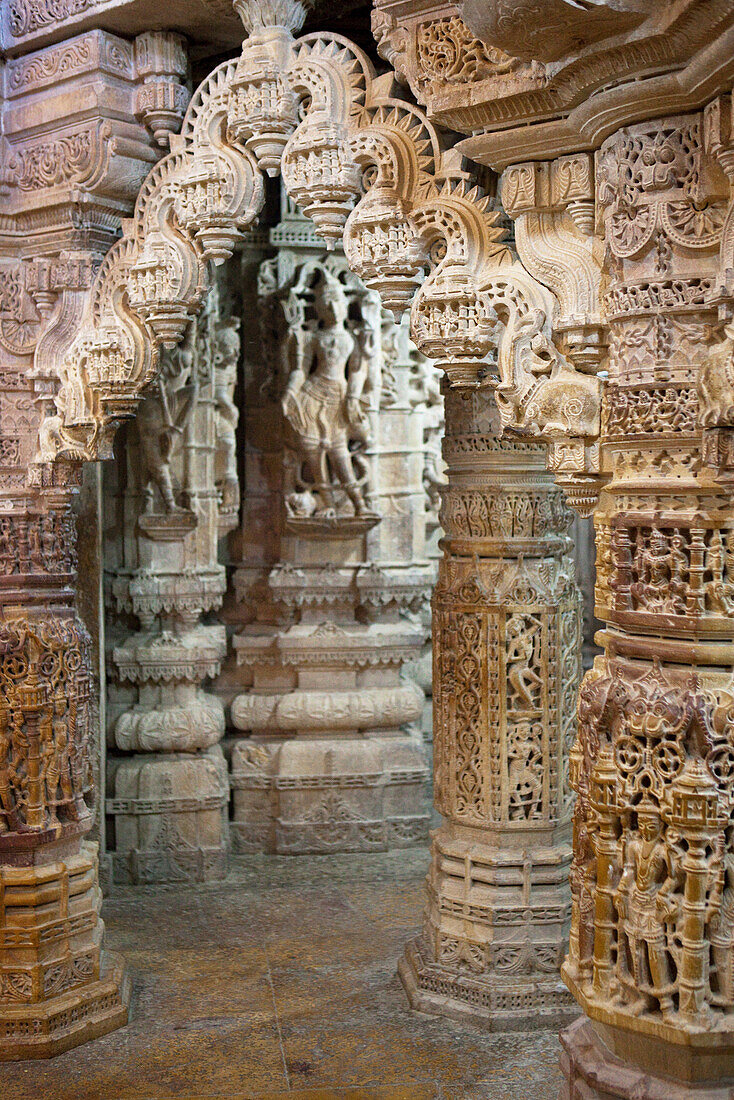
281,268,372,519
136,324,197,514
213,316,240,514
613,810,679,1020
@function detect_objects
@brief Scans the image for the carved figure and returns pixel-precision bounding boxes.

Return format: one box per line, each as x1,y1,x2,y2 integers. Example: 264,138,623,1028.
614,810,678,1019
41,515,56,570
281,269,372,518
136,327,197,514
506,614,543,708
706,531,734,615
213,316,240,512
27,521,44,571
0,519,15,575
631,528,670,611
710,828,734,1006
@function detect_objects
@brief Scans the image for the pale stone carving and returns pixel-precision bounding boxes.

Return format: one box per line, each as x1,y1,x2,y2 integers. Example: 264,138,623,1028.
9,0,591,1044
231,196,432,854
106,280,236,883
373,1,734,168
399,385,582,1030
6,0,734,1089
280,264,376,523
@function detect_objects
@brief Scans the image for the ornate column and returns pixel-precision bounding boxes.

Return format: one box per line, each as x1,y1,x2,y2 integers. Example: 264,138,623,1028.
0,24,189,1056
557,111,734,1098
105,283,238,884
0,491,131,1059
369,5,734,1090
230,198,432,854
399,385,582,1029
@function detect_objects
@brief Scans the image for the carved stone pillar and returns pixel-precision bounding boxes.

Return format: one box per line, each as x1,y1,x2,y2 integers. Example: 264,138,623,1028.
0,491,129,1058
402,341,446,745
0,20,190,1057
558,112,734,1099
399,384,582,1030
106,282,238,884
230,199,432,854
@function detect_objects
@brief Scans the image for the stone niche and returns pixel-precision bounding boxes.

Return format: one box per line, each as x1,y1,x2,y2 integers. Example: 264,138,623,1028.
229,195,436,855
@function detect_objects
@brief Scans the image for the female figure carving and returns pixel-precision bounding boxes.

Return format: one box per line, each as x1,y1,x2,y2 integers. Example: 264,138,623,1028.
281,268,372,518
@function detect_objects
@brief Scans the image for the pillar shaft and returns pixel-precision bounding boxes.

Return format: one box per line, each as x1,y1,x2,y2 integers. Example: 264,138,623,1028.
231,204,432,854
400,384,582,1029
561,111,734,1095
106,282,237,885
0,494,129,1058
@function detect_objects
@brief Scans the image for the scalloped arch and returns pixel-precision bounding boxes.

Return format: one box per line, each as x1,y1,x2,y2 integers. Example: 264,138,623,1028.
38,20,596,492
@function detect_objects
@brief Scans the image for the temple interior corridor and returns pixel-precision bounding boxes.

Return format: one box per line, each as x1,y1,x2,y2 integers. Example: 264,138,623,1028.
0,851,561,1099
5,0,734,1095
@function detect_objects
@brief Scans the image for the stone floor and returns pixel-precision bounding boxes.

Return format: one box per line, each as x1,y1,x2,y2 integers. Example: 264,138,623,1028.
1,849,564,1099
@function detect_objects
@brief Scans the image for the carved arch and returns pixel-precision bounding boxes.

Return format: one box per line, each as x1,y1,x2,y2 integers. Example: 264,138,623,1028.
40,20,602,510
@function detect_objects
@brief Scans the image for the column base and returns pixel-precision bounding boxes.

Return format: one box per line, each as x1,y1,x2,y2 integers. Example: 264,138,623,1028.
559,1016,734,1099
231,735,429,855
109,748,229,885
0,951,130,1061
399,936,579,1032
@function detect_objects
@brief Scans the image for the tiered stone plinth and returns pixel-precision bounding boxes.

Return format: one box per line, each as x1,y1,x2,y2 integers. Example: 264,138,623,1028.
400,831,576,1030
107,285,239,884
399,386,582,1030
109,748,228,884
560,1016,734,1099
232,567,429,854
0,842,129,1060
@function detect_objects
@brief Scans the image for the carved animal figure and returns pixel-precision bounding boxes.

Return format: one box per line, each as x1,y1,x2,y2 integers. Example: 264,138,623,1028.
498,308,600,441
